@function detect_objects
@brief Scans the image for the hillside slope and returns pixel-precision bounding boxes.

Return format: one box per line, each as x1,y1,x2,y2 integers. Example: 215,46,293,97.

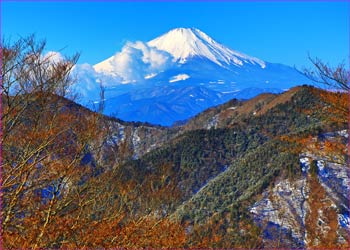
107,85,349,247
4,86,348,248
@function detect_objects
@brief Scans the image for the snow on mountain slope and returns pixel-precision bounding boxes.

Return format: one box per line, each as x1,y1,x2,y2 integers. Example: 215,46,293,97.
148,28,265,68
250,131,350,247
93,27,266,81
74,27,311,125
169,74,190,83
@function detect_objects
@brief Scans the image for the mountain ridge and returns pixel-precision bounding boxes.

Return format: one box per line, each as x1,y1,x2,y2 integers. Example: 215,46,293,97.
5,84,348,248
106,85,348,247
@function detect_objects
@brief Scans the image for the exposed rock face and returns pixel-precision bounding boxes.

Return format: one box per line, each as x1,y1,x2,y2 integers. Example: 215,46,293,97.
250,131,350,247
250,178,310,244
96,119,178,168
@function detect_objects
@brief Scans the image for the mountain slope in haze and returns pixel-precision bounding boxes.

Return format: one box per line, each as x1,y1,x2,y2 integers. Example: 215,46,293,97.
74,27,311,126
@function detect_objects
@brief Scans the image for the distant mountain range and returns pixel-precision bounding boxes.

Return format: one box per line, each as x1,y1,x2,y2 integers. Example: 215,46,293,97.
73,27,311,125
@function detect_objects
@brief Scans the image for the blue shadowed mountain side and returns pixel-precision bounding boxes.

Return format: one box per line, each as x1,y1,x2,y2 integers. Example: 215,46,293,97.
73,28,312,126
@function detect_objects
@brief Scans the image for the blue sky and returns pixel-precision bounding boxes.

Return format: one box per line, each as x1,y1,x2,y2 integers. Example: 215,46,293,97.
2,1,349,68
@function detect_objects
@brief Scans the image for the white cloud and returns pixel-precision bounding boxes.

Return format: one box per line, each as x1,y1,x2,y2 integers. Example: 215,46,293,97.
71,41,175,104
70,63,102,101
96,41,174,83
71,63,123,103
42,51,64,64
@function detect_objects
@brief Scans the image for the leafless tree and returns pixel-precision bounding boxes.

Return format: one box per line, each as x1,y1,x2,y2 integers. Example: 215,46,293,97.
1,35,186,248
303,55,349,92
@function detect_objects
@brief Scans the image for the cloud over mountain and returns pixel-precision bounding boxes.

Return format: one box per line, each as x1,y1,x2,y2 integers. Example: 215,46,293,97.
73,27,311,125
42,51,64,63
94,41,174,83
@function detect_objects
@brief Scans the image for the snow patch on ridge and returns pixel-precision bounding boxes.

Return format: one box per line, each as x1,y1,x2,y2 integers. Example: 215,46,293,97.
145,73,158,79
169,74,190,83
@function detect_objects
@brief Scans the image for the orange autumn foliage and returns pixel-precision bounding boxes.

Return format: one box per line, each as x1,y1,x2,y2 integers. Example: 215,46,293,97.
280,131,347,165
1,38,186,247
314,88,349,125
305,176,349,248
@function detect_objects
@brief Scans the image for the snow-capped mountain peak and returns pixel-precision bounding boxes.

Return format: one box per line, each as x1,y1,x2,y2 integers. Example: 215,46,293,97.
148,27,265,68
93,27,266,82
75,27,311,126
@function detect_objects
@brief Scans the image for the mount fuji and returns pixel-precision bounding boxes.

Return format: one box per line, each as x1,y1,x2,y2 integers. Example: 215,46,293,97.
73,27,310,126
